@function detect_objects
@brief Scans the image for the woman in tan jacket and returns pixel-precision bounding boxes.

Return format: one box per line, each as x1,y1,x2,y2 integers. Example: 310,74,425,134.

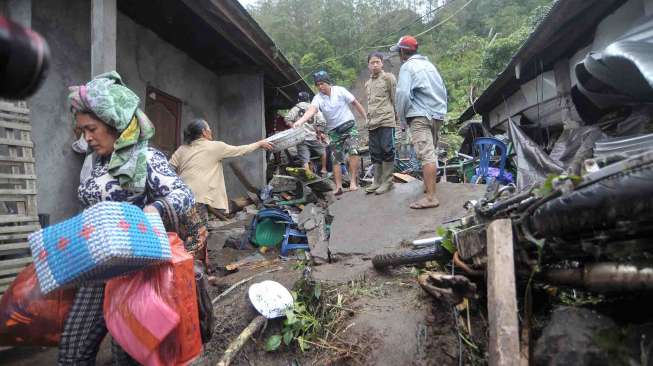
170,119,273,219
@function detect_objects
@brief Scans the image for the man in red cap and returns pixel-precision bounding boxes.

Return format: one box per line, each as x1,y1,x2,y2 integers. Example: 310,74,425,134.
391,35,447,209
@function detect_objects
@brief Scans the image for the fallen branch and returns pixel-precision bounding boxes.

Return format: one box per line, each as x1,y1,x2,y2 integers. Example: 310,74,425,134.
212,267,281,305
216,315,267,366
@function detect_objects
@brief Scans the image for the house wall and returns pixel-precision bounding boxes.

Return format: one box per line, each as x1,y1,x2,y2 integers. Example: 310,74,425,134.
117,13,267,202
6,2,268,223
29,0,91,224
116,12,221,140
216,73,267,199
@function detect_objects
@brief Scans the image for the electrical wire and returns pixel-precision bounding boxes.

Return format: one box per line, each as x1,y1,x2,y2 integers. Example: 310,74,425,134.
272,0,475,90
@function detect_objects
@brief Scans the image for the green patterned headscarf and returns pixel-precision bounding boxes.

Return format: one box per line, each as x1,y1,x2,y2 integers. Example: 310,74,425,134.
68,71,155,192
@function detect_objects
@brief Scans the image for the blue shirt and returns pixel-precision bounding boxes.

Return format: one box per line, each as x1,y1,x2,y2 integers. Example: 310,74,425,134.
395,54,448,128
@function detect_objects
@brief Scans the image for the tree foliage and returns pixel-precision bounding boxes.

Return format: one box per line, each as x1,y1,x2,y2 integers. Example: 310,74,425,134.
248,0,553,118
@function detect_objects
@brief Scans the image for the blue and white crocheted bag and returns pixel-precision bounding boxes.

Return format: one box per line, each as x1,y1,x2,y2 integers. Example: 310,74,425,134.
28,201,172,294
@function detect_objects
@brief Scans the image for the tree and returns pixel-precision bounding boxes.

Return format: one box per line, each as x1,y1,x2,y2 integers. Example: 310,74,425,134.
247,0,554,119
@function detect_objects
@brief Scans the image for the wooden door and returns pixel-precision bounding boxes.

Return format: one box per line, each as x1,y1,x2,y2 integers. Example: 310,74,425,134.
145,87,181,157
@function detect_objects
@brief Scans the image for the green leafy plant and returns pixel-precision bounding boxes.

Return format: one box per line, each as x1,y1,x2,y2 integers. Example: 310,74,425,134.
534,174,582,197
265,279,334,352
436,226,457,254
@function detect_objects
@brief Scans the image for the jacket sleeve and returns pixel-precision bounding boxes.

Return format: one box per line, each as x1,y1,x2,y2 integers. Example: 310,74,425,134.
387,73,398,113
213,141,259,159
395,66,412,128
147,150,194,216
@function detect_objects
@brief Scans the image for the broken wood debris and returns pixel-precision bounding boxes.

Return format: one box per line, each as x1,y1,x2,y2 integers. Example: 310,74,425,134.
417,272,477,305
393,172,417,183
224,258,279,273
215,315,267,366
211,267,281,305
486,219,519,366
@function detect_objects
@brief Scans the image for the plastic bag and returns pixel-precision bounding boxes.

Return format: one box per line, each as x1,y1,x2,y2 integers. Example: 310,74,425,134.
194,260,214,344
104,233,202,366
0,264,75,346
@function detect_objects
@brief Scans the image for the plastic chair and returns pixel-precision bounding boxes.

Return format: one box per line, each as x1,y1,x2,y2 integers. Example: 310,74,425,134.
249,208,292,247
249,208,310,256
473,137,508,184
280,227,309,256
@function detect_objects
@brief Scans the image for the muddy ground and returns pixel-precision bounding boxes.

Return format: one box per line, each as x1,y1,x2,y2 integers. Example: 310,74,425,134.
191,218,488,366
1,185,488,366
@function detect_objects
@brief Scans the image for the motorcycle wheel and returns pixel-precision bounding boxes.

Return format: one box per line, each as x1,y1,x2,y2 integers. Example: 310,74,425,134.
372,247,442,269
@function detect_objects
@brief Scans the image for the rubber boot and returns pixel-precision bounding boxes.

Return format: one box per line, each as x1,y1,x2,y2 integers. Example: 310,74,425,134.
375,161,395,195
365,163,382,193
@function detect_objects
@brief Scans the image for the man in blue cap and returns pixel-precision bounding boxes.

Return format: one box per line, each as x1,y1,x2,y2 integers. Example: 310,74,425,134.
391,35,447,209
293,71,367,195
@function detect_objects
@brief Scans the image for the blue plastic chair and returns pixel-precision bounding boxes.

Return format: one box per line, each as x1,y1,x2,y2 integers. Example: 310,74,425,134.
280,227,309,256
473,137,508,184
249,208,310,255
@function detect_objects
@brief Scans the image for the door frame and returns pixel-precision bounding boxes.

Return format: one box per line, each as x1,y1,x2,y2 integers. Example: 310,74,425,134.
145,86,182,149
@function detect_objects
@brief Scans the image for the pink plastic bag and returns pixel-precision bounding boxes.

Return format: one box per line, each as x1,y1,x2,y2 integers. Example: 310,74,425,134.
104,233,202,365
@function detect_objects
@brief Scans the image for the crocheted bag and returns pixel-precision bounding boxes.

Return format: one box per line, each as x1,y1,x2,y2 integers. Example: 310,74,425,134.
28,201,172,294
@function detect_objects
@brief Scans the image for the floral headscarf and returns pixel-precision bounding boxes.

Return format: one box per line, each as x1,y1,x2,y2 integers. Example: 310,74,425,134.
68,71,155,192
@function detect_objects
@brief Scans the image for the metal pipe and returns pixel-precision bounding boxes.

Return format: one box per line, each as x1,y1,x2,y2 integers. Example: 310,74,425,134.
413,236,443,247
543,263,653,292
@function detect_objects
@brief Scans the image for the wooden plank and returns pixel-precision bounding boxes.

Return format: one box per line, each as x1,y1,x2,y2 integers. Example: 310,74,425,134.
0,266,25,277
0,242,29,253
0,283,11,294
393,173,417,183
0,216,38,224
486,219,520,366
0,233,30,241
0,276,15,285
0,101,29,114
0,224,40,234
0,196,26,202
0,188,37,195
0,155,35,163
0,173,36,180
0,138,33,148
0,256,32,269
0,119,31,130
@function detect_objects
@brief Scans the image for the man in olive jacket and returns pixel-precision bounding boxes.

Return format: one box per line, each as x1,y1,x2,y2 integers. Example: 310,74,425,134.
364,51,398,195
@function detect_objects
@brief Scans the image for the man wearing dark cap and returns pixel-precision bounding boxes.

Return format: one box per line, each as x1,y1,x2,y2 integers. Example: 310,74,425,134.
293,71,367,195
391,35,447,209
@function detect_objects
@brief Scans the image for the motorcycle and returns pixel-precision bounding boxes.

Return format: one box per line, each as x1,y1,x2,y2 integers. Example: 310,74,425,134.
373,149,653,292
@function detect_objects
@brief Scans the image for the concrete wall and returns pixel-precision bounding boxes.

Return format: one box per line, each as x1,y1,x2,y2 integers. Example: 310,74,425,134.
29,0,91,224
116,11,220,140
216,73,266,199
117,13,268,200
7,2,267,223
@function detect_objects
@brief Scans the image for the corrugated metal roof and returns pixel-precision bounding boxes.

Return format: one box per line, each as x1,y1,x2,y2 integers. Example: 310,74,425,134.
458,0,626,123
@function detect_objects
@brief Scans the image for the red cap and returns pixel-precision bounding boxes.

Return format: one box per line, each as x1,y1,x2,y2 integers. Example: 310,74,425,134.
390,35,418,52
